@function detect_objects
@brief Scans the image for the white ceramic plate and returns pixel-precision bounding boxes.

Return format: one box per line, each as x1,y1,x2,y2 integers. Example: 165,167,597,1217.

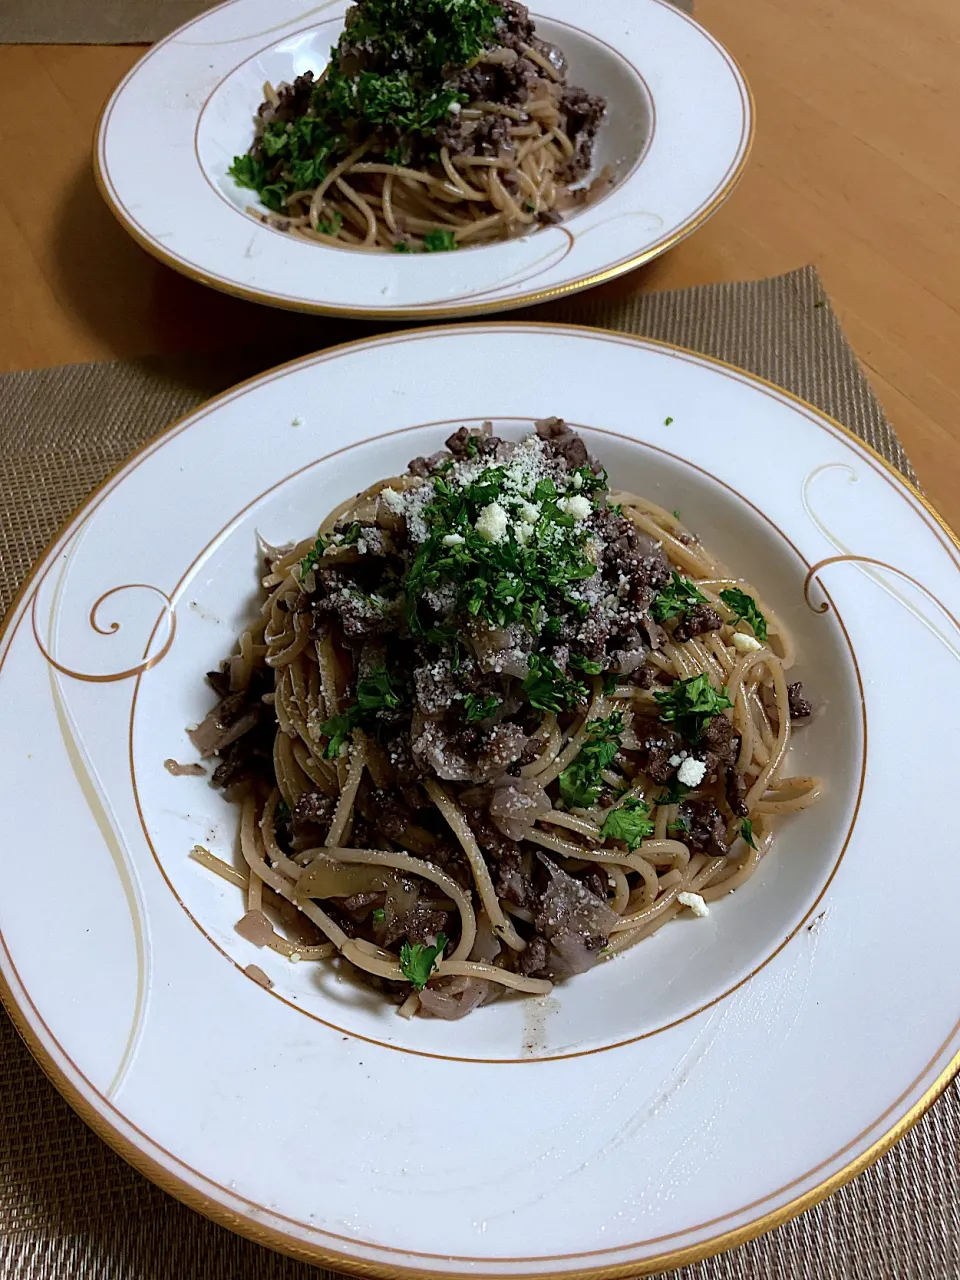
94,0,752,319
3,324,959,1277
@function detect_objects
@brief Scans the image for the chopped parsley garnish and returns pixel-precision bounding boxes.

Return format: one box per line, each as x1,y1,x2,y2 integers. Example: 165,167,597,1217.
372,907,386,922
317,210,344,236
319,667,405,755
464,692,499,722
601,796,655,849
276,800,291,823
300,532,326,576
393,241,413,252
404,458,598,638
230,0,503,214
558,713,624,808
602,672,620,694
654,673,732,741
318,711,358,759
740,818,757,850
569,653,604,676
656,777,690,807
719,588,768,642
523,654,587,714
423,229,459,252
664,416,674,426
667,813,691,833
672,509,681,520
652,570,708,623
400,932,448,989
356,667,404,712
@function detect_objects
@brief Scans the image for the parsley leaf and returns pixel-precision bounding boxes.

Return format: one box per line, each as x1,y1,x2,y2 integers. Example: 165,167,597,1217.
318,711,359,759
356,667,404,713
316,210,344,236
652,570,708,623
393,241,413,253
319,668,404,756
400,932,448,989
423,229,459,252
300,532,326,577
667,814,691,833
656,777,690,807
558,713,624,808
664,416,674,426
276,800,291,823
654,673,732,741
523,654,587,714
570,653,604,676
601,796,654,849
740,818,758,850
464,692,499,722
719,588,768,642
372,907,386,923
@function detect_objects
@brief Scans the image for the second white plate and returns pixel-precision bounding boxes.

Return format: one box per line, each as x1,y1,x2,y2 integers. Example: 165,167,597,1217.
94,0,752,318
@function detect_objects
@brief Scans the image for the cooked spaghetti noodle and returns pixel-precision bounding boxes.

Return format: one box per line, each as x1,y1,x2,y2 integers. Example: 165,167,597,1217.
229,1,608,253
190,421,821,1019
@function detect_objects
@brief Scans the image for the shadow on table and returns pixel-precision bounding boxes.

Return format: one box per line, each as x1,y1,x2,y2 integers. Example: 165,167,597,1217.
47,158,688,372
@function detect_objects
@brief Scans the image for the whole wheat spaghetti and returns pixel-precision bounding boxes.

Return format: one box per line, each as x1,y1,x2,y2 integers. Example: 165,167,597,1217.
229,0,609,253
190,420,821,1019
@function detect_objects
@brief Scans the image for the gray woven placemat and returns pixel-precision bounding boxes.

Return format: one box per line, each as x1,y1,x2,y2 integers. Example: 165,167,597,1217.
0,0,695,45
2,265,953,1280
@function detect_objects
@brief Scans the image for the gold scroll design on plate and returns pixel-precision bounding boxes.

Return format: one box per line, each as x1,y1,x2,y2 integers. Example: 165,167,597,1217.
31,582,177,683
31,560,165,1098
802,463,960,660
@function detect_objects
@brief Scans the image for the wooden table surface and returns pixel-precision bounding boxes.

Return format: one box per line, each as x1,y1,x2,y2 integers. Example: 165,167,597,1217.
1,0,958,524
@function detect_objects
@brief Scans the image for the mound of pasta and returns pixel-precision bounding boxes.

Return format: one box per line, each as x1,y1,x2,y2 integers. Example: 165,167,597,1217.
191,421,820,1019
229,0,608,252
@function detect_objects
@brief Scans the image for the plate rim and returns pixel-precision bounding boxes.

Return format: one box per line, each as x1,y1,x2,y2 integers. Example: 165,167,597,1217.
91,0,756,320
2,321,957,1278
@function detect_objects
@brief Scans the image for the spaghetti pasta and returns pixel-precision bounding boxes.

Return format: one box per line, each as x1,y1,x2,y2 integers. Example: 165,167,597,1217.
190,420,822,1019
229,0,609,253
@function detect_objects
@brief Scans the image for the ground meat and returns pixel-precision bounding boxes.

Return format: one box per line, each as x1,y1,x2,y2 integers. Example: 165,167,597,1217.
381,902,450,949
499,0,537,46
445,426,491,458
635,726,684,783
558,85,606,182
725,767,749,818
289,790,337,849
629,663,658,689
534,416,590,470
435,106,515,155
679,800,729,857
313,569,398,639
594,509,671,602
254,72,316,132
358,789,417,846
788,681,813,719
518,934,549,976
492,845,534,908
407,450,448,477
673,604,723,643
414,662,459,716
699,714,741,780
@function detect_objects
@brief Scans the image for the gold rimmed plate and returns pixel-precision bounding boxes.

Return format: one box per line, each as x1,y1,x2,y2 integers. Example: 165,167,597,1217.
2,324,960,1276
94,0,752,318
